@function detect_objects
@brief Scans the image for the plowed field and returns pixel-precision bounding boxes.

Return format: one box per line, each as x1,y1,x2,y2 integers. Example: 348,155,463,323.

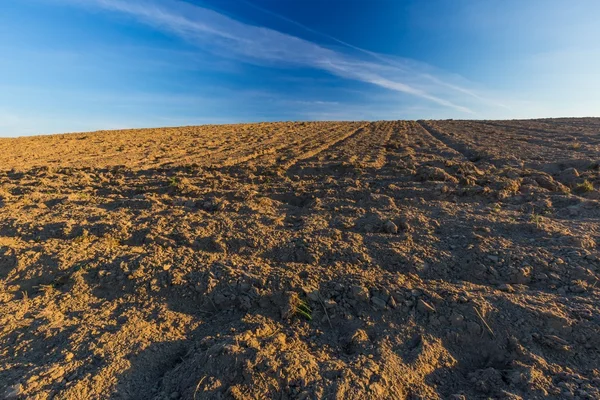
1,119,599,399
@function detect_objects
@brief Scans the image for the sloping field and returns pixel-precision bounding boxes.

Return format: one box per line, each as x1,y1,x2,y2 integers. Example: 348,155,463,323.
0,119,599,399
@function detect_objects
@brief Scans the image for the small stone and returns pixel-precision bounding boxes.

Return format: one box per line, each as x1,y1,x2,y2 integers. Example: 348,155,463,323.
306,290,320,302
487,255,499,263
417,166,459,183
346,329,370,354
541,334,570,350
557,287,567,295
239,282,251,292
498,283,515,292
451,313,465,327
535,174,568,192
213,292,228,306
536,272,549,281
570,284,585,293
298,271,309,279
467,322,482,335
170,391,180,399
351,285,370,302
417,299,436,313
4,384,22,399
388,296,397,308
371,296,387,309
324,299,336,309
511,266,532,284
383,220,398,234
559,168,580,187
398,218,411,231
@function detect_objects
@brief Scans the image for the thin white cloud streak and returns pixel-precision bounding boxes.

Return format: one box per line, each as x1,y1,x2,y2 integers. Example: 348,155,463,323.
239,0,504,109
62,0,483,114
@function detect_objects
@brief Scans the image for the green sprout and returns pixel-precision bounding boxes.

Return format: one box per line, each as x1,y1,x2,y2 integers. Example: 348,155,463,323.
295,300,312,321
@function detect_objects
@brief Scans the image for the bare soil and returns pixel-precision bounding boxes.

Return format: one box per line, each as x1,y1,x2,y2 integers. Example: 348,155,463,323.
0,119,599,399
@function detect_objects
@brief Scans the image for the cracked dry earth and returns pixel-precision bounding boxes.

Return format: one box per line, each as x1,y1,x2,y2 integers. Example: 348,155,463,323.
0,119,599,400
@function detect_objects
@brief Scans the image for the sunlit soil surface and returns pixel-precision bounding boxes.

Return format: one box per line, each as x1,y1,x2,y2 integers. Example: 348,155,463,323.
0,119,599,399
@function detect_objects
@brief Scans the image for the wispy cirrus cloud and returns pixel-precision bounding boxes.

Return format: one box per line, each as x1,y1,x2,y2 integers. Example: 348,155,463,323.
58,0,502,114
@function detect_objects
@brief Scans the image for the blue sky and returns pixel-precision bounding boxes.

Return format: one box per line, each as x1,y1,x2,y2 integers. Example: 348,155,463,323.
1,0,599,136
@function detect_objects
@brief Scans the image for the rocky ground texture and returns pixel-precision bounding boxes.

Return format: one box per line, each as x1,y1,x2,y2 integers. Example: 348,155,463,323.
0,119,599,399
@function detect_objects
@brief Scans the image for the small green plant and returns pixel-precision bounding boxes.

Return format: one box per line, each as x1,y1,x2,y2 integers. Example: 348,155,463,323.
295,300,312,321
169,177,179,187
575,180,594,193
530,213,543,228
72,262,91,273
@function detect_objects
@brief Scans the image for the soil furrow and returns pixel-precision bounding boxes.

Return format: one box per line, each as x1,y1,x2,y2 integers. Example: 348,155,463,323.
240,122,356,168
283,122,369,170
416,120,477,161
218,123,334,167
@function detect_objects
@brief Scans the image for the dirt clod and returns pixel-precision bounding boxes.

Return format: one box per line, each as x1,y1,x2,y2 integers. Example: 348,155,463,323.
383,220,398,234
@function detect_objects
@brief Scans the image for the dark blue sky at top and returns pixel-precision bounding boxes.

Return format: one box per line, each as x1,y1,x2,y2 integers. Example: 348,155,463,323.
0,0,599,136
216,0,475,69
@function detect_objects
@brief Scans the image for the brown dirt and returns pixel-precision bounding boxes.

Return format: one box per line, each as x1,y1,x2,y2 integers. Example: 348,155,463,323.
0,119,599,399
